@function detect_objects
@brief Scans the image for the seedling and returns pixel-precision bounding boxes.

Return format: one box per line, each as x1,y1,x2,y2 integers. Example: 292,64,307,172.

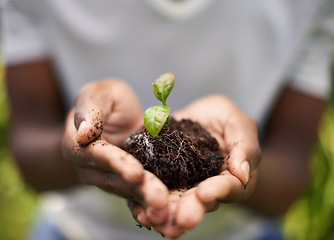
144,73,175,137
125,72,224,190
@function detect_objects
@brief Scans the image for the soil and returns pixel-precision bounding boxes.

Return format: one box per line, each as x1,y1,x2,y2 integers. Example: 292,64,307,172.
123,118,225,190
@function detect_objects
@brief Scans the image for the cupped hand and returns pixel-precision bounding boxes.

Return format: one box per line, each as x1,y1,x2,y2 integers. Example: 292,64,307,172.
174,95,261,186
173,95,261,228
134,95,261,238
62,79,169,226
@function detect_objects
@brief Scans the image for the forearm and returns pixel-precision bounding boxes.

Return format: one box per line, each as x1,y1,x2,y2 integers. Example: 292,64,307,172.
6,60,80,191
10,123,80,192
242,88,326,217
243,143,311,217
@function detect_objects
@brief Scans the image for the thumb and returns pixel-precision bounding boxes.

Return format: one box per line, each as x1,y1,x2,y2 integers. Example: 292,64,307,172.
227,151,250,186
227,143,260,186
75,107,103,146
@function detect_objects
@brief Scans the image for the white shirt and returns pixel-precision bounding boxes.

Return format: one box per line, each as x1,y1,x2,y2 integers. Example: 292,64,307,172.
3,1,334,239
4,0,332,125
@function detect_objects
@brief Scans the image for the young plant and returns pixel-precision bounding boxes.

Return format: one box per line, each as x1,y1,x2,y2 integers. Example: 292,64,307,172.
144,73,175,137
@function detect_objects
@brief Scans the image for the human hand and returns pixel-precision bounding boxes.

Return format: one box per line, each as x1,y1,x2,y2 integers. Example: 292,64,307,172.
174,95,261,186
131,95,261,238
62,79,169,225
173,95,261,227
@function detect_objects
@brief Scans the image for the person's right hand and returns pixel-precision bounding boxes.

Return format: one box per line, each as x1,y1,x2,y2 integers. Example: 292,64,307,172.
62,79,169,226
130,95,261,238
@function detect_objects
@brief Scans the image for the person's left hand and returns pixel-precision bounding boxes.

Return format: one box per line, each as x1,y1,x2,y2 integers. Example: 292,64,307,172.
62,79,170,227
129,95,261,238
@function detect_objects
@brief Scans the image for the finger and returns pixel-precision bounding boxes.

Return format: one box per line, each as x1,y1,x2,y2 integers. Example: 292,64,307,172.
227,139,261,186
128,200,152,228
76,152,169,224
74,79,143,146
196,171,250,204
154,223,184,240
223,113,261,186
76,167,144,200
75,105,104,146
153,191,185,239
127,172,170,226
175,188,205,230
74,80,114,146
74,140,144,183
77,167,168,225
140,171,169,224
75,117,103,146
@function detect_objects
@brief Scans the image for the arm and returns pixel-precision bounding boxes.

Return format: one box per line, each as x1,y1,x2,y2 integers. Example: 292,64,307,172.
6,60,79,191
245,87,326,216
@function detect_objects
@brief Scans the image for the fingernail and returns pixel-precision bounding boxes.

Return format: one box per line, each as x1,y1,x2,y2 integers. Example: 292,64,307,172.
76,121,87,144
137,211,152,227
78,120,87,131
137,211,145,223
241,161,250,184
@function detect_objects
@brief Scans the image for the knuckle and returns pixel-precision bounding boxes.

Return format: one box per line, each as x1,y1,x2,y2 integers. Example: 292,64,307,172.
77,170,89,185
86,156,96,167
104,177,116,193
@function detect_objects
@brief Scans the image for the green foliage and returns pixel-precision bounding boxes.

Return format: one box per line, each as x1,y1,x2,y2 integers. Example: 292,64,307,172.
0,68,8,148
144,73,175,137
153,72,175,105
144,105,171,138
0,61,38,240
0,154,38,240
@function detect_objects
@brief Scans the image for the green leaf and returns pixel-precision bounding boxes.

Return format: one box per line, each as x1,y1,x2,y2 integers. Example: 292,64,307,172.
153,73,175,104
153,83,164,104
144,105,171,137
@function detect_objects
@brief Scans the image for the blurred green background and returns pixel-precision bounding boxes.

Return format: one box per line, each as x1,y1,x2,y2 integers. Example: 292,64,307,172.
0,60,333,239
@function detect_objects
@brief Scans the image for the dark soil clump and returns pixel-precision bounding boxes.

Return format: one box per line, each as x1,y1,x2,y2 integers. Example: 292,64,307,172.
124,118,224,190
